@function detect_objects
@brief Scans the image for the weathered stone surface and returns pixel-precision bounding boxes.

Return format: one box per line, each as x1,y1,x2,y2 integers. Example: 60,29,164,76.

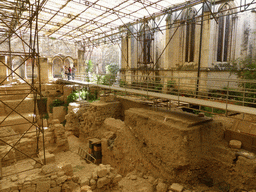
36,181,51,192
169,183,184,192
229,140,242,149
41,164,59,175
112,174,122,184
91,172,98,180
89,179,96,189
11,176,18,182
156,182,168,192
130,175,137,180
61,180,80,192
147,176,155,184
72,176,80,183
51,175,57,180
80,177,89,187
49,187,61,192
44,153,55,164
97,167,108,178
56,175,68,185
57,171,65,177
62,164,73,176
138,186,154,192
53,106,66,123
50,180,57,188
81,185,92,192
97,177,111,188
20,185,36,192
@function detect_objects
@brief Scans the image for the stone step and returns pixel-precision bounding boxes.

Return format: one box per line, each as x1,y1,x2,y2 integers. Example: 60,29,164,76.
0,84,33,100
0,112,37,134
0,98,36,115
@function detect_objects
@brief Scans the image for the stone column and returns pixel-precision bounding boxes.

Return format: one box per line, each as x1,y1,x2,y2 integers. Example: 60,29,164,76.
200,12,211,69
40,58,49,83
0,56,7,84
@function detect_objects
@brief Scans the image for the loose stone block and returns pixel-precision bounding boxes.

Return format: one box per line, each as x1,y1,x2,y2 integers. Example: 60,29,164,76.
49,187,61,192
112,174,122,184
97,177,110,188
56,175,67,185
229,140,242,149
169,183,184,192
97,167,108,178
53,106,66,123
41,164,59,175
36,181,51,192
80,177,89,186
81,185,92,192
156,182,168,192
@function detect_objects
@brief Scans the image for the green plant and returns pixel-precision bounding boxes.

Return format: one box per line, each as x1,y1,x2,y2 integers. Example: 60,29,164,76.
167,80,176,88
85,60,94,82
95,74,102,84
49,99,64,113
43,113,49,119
230,56,256,106
86,60,94,73
101,74,116,85
119,80,127,87
154,83,163,91
106,63,119,75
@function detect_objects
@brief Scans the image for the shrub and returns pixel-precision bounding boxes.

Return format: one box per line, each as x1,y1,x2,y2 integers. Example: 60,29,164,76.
49,99,64,113
101,74,116,85
167,80,176,88
119,80,127,87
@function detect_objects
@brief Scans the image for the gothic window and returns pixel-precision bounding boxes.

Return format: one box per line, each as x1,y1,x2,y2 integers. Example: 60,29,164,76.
52,57,62,78
26,58,38,78
183,9,196,63
138,23,153,67
217,3,232,62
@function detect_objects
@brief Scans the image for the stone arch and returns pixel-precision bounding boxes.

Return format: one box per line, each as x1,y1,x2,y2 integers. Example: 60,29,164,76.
180,7,197,63
25,58,38,79
137,20,154,69
215,2,237,63
12,56,25,79
52,56,63,78
64,56,74,67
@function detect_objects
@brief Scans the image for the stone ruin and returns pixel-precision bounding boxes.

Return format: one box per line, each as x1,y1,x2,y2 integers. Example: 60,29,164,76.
1,83,256,192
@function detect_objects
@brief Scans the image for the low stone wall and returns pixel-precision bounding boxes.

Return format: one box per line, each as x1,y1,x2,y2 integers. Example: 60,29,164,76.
65,101,90,137
100,108,225,183
0,163,122,192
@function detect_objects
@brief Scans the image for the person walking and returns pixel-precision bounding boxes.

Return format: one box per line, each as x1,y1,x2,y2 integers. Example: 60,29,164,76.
72,66,76,80
65,66,69,79
68,66,71,80
61,66,65,79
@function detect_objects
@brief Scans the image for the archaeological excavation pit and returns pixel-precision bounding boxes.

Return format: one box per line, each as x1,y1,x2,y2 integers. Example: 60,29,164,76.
1,0,256,191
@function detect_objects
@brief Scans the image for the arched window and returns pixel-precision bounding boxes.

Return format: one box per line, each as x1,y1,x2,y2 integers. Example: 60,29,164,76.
183,8,196,63
12,56,25,78
52,57,62,78
25,58,38,78
138,22,153,68
217,3,232,62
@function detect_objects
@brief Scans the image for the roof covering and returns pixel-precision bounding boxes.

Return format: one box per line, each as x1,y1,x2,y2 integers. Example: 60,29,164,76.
0,0,188,43
2,0,255,46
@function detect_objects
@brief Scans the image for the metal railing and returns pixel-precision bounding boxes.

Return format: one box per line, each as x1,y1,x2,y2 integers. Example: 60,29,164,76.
62,73,256,117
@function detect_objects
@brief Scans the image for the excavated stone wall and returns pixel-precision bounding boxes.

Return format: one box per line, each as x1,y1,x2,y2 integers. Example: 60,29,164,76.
0,163,122,192
99,107,256,190
101,108,218,182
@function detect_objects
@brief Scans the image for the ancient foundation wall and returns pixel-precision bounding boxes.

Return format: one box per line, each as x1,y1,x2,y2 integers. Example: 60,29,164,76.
79,101,121,140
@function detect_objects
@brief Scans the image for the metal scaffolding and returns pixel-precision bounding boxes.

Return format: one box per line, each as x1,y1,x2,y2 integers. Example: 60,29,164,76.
0,0,45,178
0,0,255,178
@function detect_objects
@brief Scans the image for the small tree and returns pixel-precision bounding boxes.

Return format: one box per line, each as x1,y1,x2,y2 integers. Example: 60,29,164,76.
101,63,119,85
85,60,94,82
231,55,256,105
